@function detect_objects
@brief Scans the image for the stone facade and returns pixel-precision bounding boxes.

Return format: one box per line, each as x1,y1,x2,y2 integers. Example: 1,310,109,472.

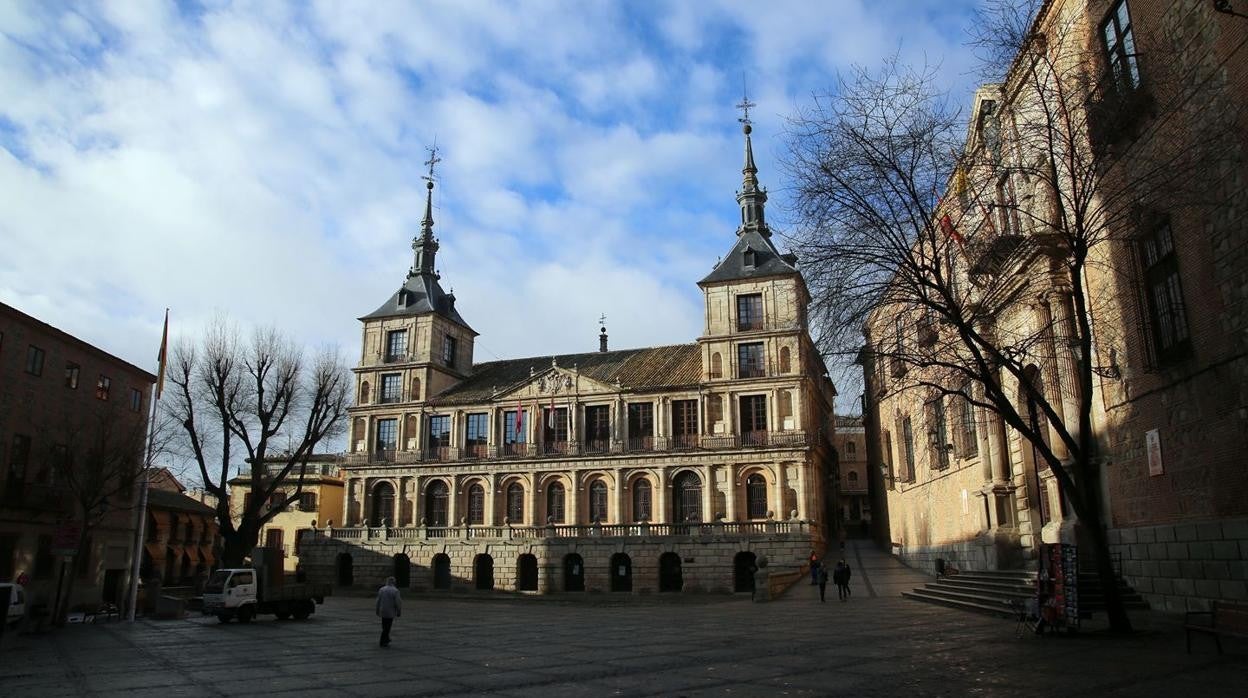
859,0,1248,610
301,120,839,593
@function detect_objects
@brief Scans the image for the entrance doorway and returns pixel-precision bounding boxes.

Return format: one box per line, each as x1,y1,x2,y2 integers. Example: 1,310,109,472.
610,553,632,592
335,553,353,586
474,554,494,590
393,554,410,588
432,553,451,590
733,552,757,593
563,553,585,592
659,552,683,592
517,554,539,591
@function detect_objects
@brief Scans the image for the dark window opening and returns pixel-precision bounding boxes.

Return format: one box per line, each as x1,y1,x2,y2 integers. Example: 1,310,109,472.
96,375,111,401
380,374,402,403
65,362,79,389
385,330,408,361
746,473,768,519
671,400,698,448
467,483,485,525
1101,0,1140,92
25,346,44,376
1140,218,1190,365
627,403,654,451
442,334,458,368
584,405,610,453
632,479,652,522
739,394,767,444
546,482,565,523
426,481,449,527
506,482,524,523
737,342,765,378
542,408,568,454
465,413,488,457
736,293,763,331
589,479,608,523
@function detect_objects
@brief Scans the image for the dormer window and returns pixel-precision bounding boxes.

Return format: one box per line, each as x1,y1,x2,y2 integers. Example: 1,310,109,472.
396,289,409,309
743,247,756,268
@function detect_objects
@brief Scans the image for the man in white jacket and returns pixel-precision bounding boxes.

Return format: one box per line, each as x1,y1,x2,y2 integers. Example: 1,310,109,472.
375,576,402,647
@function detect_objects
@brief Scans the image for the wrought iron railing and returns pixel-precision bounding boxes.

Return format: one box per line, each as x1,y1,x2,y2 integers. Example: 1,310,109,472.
317,519,812,542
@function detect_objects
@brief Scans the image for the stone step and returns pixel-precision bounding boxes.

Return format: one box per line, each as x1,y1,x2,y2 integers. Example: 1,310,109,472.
901,588,1016,618
935,577,1036,594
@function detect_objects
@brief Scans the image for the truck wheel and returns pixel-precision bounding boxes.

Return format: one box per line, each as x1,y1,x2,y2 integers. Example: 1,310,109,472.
274,607,291,621
293,601,313,620
217,614,231,624
238,606,255,624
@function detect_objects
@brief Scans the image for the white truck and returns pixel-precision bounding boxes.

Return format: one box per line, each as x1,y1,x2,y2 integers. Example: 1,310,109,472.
202,549,330,623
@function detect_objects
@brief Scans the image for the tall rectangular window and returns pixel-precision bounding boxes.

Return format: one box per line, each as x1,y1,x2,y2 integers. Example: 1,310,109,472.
1101,0,1140,91
299,492,318,512
901,416,916,482
130,388,143,412
584,405,610,451
736,293,763,331
65,362,80,389
426,415,450,450
96,375,111,401
25,345,44,376
376,418,398,451
380,373,402,403
543,408,568,453
959,393,979,458
7,434,31,490
1141,218,1190,365
503,410,526,445
737,342,764,378
671,400,698,447
35,534,54,577
928,397,950,471
442,334,458,368
385,330,408,361
465,413,488,457
627,402,654,450
739,395,767,441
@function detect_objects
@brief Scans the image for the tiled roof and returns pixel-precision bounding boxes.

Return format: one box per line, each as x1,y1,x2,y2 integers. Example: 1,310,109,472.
699,229,799,285
360,273,474,330
147,488,216,516
427,344,702,406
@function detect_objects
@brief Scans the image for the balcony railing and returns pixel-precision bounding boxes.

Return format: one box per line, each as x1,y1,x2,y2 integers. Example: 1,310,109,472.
316,519,813,542
343,431,819,466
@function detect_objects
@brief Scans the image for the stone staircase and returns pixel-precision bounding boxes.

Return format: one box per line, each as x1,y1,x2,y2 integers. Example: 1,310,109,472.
901,569,1149,617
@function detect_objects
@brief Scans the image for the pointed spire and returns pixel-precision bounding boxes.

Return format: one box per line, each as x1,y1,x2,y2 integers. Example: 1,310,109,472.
410,144,442,278
734,91,769,237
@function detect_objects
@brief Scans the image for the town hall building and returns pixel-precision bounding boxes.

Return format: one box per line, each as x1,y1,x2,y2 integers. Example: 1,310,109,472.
300,114,839,594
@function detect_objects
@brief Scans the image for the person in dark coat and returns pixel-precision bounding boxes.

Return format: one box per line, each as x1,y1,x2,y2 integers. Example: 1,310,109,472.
376,576,402,647
833,560,852,601
818,564,830,602
809,551,820,585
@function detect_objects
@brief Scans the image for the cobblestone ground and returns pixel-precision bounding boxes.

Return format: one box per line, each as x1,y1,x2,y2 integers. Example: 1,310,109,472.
0,541,1242,697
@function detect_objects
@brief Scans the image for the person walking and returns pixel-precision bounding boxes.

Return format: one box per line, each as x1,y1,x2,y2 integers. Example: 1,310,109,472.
817,564,830,602
808,551,820,585
376,576,402,647
833,560,852,601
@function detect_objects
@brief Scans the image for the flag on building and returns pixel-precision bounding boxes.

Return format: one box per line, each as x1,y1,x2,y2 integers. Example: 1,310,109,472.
940,213,967,251
155,308,169,400
515,401,524,442
547,394,556,429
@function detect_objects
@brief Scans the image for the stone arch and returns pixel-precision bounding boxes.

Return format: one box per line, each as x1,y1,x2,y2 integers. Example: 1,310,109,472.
424,479,450,527
588,478,609,523
659,552,683,592
431,553,451,589
745,471,770,520
370,481,396,527
626,471,658,523
393,553,411,588
734,551,757,593
671,469,703,523
335,552,354,586
779,345,791,373
610,553,633,592
474,553,494,590
465,481,486,525
539,473,572,524
563,553,585,592
516,554,539,591
504,480,526,524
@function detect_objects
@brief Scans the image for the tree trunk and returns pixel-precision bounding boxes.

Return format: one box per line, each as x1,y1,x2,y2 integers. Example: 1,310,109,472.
220,525,259,568
1078,503,1133,633
52,524,92,626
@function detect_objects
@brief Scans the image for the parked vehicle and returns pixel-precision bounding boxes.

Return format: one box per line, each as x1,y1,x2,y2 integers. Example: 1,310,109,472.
202,549,330,623
1,582,26,628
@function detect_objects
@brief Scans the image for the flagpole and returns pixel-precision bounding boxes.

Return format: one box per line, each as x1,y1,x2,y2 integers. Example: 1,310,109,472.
126,309,168,623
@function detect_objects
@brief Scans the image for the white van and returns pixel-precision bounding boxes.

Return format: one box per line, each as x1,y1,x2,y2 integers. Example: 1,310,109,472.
1,582,26,628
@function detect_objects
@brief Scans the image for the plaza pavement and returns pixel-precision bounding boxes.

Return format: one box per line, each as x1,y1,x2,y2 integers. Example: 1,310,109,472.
0,540,1242,697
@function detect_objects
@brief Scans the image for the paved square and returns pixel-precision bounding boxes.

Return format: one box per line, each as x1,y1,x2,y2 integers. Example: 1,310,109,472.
1,543,1243,696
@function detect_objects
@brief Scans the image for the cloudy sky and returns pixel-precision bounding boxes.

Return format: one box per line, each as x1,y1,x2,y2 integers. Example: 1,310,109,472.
1,0,982,415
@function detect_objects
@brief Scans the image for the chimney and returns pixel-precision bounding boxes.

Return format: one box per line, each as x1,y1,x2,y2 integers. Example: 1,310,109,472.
599,324,608,353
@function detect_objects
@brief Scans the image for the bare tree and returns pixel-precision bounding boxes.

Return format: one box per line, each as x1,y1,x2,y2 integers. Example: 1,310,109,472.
35,400,175,624
167,318,350,567
783,1,1238,632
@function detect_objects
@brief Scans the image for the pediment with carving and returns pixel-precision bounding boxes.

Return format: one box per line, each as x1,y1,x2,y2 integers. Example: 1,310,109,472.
499,367,618,401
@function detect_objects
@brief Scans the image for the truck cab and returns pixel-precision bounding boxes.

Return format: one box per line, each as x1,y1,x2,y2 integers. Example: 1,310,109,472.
203,569,258,621
202,549,329,624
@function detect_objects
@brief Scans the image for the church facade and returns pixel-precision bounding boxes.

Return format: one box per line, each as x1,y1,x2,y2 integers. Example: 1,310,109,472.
300,119,839,594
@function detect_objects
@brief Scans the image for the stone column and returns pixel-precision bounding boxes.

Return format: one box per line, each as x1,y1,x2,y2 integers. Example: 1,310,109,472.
568,471,580,525
447,475,460,526
725,464,738,522
701,464,715,520
655,468,669,524
794,462,808,520
1032,295,1069,461
613,468,625,524
1046,285,1083,451
727,392,738,435
772,464,786,518
528,471,539,525
486,474,498,526
412,475,424,525
364,418,374,459
487,406,498,454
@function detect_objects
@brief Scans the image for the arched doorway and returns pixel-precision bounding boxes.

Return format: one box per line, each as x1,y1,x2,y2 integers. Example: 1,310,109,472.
474,554,494,590
517,554,539,591
632,479,652,522
672,471,702,522
393,553,410,588
467,483,485,525
610,553,632,592
426,481,449,527
734,551,757,593
589,479,608,523
563,553,585,592
659,552,683,592
432,553,451,590
746,473,768,519
547,482,566,523
335,552,353,587
371,482,395,527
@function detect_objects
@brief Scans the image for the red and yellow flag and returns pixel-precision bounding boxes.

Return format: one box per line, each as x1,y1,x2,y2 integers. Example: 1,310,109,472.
155,309,169,400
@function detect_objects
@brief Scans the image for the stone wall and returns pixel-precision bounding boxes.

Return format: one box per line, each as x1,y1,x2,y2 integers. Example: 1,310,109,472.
892,529,1026,576
1108,517,1248,612
299,532,813,595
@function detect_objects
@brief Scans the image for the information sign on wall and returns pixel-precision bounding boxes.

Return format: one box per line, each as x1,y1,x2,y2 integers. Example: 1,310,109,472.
1146,428,1163,476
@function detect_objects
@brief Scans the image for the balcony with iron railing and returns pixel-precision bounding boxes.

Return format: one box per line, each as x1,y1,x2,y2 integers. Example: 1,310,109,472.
313,519,814,543
343,430,820,466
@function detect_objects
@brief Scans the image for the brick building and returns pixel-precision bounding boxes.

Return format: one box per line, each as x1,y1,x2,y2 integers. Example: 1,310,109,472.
0,301,154,612
141,468,220,586
831,416,870,536
301,117,839,594
860,0,1248,611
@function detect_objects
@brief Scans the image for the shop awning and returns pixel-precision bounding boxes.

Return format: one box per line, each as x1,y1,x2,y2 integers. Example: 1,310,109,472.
200,546,217,568
185,546,201,563
144,542,164,561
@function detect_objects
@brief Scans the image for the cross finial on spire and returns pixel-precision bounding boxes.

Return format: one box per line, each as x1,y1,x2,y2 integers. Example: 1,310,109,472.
736,77,756,127
598,313,607,326
422,140,442,185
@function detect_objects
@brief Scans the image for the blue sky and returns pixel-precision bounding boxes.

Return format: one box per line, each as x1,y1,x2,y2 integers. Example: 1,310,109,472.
0,0,983,415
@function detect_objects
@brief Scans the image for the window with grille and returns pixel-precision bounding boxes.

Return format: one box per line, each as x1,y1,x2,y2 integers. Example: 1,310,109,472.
632,480,652,522
959,393,979,458
746,474,768,519
736,293,763,331
467,484,485,525
543,408,568,453
673,471,702,522
739,395,767,437
589,480,608,523
928,398,950,471
506,482,524,522
299,492,318,512
426,481,448,526
380,374,402,403
737,342,765,378
1140,218,1190,365
385,330,407,361
546,482,565,523
129,388,142,412
1101,0,1140,91
901,416,916,482
376,418,398,450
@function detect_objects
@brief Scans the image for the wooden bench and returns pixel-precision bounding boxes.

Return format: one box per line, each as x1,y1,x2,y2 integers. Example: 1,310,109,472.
1185,600,1248,654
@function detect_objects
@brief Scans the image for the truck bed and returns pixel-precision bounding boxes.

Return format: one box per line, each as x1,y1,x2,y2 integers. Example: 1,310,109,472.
261,582,332,602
